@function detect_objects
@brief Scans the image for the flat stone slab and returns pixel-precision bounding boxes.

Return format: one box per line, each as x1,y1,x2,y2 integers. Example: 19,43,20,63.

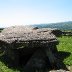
0,26,58,44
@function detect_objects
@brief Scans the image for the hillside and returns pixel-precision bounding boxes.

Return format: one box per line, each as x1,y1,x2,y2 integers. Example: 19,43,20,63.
32,21,72,30
0,28,4,32
0,21,72,31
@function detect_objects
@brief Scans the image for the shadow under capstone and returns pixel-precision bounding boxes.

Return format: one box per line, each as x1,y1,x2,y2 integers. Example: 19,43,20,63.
0,50,71,72
54,51,71,70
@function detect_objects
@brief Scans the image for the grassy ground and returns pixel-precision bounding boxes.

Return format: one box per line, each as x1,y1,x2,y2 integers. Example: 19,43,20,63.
57,36,72,65
0,61,20,72
0,36,72,72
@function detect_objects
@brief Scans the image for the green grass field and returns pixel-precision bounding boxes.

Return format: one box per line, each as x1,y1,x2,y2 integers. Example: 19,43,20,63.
57,36,72,65
0,36,72,72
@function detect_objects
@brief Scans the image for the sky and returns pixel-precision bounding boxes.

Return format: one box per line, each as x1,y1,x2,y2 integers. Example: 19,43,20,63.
0,0,72,27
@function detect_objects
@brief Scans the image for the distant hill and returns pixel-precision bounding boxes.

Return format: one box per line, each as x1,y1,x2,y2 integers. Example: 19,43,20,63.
0,21,72,31
0,28,4,32
31,21,72,30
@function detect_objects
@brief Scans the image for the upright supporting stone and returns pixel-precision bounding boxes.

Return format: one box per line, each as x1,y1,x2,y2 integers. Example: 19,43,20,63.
24,48,47,72
5,45,19,67
45,44,56,69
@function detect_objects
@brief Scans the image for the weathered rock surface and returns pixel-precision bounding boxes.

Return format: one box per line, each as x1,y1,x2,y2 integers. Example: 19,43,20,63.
0,26,58,44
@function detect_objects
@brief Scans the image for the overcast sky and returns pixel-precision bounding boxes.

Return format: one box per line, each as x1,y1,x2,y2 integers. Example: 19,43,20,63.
0,0,72,27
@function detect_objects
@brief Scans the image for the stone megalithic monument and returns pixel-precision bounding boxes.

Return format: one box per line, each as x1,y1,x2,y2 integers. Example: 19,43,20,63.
0,26,61,71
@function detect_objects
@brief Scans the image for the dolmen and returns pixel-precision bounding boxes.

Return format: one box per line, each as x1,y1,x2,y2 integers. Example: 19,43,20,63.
0,26,61,71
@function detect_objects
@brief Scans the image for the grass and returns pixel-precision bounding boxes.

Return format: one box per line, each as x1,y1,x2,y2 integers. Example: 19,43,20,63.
57,36,72,65
0,61,20,72
0,36,72,72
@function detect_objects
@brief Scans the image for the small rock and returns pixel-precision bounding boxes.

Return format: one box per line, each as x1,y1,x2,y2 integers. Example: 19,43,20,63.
49,69,70,72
